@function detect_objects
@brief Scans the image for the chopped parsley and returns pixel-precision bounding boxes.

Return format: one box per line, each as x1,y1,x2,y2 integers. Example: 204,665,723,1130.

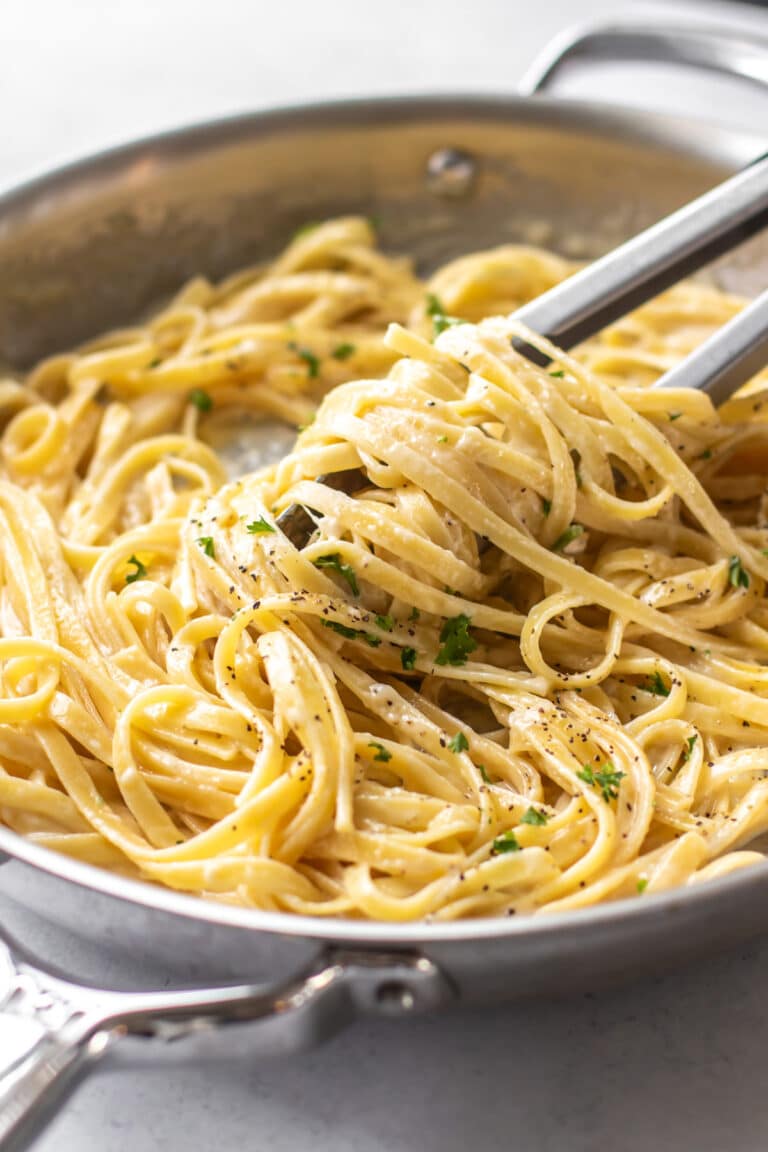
288,342,320,378
313,553,359,596
553,524,584,552
541,497,552,517
645,670,670,697
437,434,448,443
492,830,521,854
297,413,316,433
577,761,626,802
435,613,477,666
521,806,549,827
549,369,565,379
668,411,682,421
448,731,469,753
699,448,712,461
375,614,394,632
682,734,697,762
637,877,649,894
125,554,147,584
246,516,276,534
196,536,215,558
478,764,492,785
426,293,462,337
409,606,421,622
320,619,381,646
331,342,356,361
368,741,391,762
401,646,417,671
293,221,319,240
728,555,750,590
189,388,213,412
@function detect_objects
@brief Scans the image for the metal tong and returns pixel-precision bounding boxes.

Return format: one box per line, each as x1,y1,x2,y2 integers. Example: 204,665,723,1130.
278,153,768,545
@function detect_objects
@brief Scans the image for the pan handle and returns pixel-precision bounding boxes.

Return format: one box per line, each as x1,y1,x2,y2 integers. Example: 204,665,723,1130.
0,930,452,1152
518,19,768,96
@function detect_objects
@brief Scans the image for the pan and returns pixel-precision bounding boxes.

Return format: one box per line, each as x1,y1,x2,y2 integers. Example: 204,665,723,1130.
2,17,768,1151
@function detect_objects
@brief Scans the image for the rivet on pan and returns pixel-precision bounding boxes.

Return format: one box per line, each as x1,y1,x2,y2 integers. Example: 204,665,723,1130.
426,147,477,198
375,980,416,1013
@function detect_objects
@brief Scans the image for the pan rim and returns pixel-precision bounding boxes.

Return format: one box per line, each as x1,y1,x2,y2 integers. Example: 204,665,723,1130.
1,91,767,947
3,821,768,945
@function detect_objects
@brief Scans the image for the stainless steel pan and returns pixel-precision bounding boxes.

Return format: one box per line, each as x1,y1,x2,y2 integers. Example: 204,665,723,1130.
2,19,768,1151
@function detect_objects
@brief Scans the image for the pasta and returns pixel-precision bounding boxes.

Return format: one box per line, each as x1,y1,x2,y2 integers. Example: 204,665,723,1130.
2,215,768,921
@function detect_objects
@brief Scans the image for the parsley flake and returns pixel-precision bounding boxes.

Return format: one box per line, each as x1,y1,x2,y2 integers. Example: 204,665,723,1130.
668,411,682,421
492,830,521,854
401,646,417,671
645,670,670,697
728,555,750,589
426,293,462,337
331,342,356,361
478,764,492,785
682,734,697,762
549,369,565,379
375,614,394,632
197,536,215,558
125,554,147,584
246,516,276,534
541,498,552,517
368,741,391,762
320,619,380,646
313,553,359,596
435,613,477,666
577,761,626,802
448,731,469,753
637,877,649,894
288,342,320,378
409,606,421,622
553,524,584,552
189,388,213,412
521,806,549,827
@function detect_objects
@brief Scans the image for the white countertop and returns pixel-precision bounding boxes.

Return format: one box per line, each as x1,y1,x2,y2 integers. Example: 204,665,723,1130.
4,1,768,1149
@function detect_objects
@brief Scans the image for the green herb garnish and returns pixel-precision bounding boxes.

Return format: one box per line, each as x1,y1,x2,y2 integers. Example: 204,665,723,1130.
577,760,626,802
492,830,521,855
682,734,697,762
288,342,320,378
246,516,276,534
521,806,549,827
331,342,356,361
401,647,417,671
637,877,649,894
437,435,448,443
668,411,682,421
197,536,215,558
293,221,319,240
125,554,147,584
375,614,394,632
553,524,584,552
728,555,750,590
368,741,391,762
699,449,712,461
541,498,552,517
448,731,469,753
189,388,213,412
320,619,381,646
426,293,462,337
479,764,492,785
435,613,477,666
409,606,421,622
313,553,359,596
549,369,565,379
645,670,670,697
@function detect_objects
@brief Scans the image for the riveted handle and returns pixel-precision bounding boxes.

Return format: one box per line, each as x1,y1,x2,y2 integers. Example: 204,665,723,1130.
0,928,453,1152
519,19,768,96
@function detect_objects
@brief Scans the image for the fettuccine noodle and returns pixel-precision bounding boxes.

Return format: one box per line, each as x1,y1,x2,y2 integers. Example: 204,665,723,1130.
2,216,768,920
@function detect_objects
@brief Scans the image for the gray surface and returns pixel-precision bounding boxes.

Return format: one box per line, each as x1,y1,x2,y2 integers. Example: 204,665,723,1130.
5,0,768,1149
